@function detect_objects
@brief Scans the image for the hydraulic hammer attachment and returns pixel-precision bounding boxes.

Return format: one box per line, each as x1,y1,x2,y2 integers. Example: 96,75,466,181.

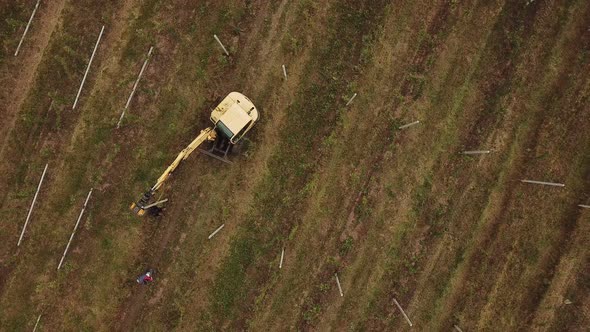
130,191,154,216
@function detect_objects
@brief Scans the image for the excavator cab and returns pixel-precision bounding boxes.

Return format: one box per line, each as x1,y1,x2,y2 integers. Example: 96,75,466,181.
130,92,259,216
200,92,259,163
210,92,259,143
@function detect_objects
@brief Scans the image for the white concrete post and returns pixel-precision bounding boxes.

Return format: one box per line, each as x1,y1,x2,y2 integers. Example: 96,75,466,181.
461,150,490,155
117,46,154,128
17,163,48,246
393,298,413,327
57,188,93,270
141,198,168,210
72,25,105,110
335,273,343,297
14,0,41,57
213,34,230,56
398,120,420,129
32,314,42,332
208,224,225,239
346,93,357,106
520,180,565,187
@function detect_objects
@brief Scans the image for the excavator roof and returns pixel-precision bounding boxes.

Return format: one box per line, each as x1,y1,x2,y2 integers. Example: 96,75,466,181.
217,103,251,137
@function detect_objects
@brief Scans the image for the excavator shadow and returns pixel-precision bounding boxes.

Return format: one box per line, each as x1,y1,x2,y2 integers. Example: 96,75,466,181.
198,134,233,164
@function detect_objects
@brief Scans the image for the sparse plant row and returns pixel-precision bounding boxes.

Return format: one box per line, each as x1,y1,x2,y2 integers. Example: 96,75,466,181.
37,2,245,330
0,0,127,328
544,235,590,330
138,3,332,329
200,0,590,330
356,1,590,330
361,3,554,327
0,1,154,330
0,0,119,237
430,3,590,330
42,1,264,330
279,0,458,328
252,0,481,329
460,26,590,332
71,2,271,328
276,0,590,330
194,0,392,329
0,0,69,170
368,3,588,332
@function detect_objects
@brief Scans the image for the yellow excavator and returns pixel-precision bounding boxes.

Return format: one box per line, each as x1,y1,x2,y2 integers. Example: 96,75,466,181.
130,92,259,216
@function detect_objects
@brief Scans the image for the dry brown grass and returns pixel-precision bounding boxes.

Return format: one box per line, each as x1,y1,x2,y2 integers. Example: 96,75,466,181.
0,0,589,331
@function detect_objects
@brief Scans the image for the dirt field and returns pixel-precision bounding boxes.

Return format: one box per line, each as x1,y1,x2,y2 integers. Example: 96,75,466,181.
0,0,588,331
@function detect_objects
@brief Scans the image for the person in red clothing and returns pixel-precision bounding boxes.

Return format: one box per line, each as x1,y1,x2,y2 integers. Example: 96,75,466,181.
144,272,153,283
137,270,154,285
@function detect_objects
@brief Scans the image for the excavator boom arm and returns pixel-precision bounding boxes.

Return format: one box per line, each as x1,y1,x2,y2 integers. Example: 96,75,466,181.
130,127,216,216
151,127,215,192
